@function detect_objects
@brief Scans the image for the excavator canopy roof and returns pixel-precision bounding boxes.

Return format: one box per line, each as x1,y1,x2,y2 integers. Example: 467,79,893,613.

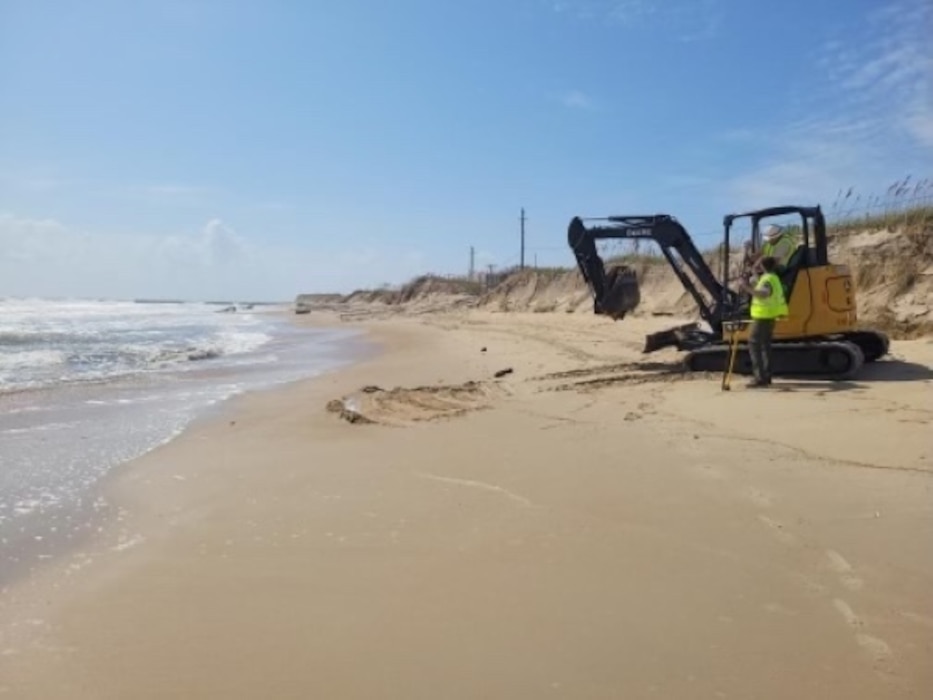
723,205,823,226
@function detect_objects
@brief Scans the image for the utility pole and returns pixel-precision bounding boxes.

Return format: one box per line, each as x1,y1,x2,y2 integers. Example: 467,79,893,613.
469,246,475,280
520,208,526,270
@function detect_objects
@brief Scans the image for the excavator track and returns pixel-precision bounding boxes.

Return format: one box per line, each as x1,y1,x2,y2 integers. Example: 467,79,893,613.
840,329,889,363
685,339,865,380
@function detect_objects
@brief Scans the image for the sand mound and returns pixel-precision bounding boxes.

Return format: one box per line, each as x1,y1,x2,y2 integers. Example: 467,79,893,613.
478,268,591,313
327,380,507,426
470,249,721,319
300,224,932,338
831,227,933,338
340,276,480,309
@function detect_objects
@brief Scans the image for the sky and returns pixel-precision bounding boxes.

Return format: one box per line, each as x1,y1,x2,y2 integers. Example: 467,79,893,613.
1,0,931,301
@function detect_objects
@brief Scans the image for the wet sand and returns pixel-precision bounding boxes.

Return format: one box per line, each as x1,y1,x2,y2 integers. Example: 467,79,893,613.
2,310,932,699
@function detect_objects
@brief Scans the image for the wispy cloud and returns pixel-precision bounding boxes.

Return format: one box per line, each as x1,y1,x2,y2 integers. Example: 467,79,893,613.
832,0,933,147
552,0,655,24
907,112,933,149
121,183,223,204
141,184,217,198
677,7,723,43
0,169,71,193
557,90,595,110
722,0,933,207
249,200,293,213
550,0,723,41
0,171,221,202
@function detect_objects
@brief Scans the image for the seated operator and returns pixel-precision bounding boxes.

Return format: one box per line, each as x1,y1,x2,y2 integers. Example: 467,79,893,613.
739,224,800,292
755,224,799,273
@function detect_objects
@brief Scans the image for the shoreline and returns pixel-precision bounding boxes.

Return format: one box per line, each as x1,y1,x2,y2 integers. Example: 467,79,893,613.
0,311,372,590
0,309,405,594
2,309,931,699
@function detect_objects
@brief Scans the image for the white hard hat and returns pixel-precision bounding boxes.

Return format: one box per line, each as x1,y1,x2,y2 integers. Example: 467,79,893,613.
763,224,784,241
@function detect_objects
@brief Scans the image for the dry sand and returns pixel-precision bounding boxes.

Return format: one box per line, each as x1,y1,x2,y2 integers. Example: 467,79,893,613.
2,310,932,699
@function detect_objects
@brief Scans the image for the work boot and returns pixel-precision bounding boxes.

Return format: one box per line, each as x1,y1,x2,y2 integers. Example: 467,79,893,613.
746,378,769,389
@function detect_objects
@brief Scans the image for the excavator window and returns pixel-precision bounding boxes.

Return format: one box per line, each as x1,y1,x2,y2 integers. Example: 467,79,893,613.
779,243,808,297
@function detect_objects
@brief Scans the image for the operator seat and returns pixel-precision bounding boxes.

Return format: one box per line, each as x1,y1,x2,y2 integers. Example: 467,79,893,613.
778,243,809,298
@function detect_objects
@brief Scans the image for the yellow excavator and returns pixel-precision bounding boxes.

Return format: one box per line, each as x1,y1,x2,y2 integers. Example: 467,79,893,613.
567,205,889,379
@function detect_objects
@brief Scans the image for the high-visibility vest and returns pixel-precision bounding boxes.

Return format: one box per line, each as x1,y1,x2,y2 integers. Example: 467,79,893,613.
750,272,789,320
762,234,796,266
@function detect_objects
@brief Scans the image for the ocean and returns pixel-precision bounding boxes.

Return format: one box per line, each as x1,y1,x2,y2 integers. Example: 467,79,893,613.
0,299,364,586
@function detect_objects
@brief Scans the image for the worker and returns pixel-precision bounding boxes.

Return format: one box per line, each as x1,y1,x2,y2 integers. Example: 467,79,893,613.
740,256,789,388
759,224,798,271
740,224,798,296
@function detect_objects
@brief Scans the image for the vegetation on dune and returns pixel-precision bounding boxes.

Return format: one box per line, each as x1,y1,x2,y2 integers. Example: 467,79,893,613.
828,176,933,235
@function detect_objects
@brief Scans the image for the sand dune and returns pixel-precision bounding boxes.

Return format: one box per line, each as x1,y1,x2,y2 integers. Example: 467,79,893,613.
318,222,933,339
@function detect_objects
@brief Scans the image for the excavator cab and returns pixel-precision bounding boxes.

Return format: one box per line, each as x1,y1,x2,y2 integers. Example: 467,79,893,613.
723,206,822,308
720,206,886,361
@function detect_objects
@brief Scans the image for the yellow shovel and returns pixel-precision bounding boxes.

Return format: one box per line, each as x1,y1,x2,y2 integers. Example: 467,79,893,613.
721,322,743,392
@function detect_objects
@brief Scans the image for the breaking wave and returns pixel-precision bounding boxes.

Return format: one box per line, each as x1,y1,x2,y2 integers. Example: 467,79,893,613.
0,300,274,392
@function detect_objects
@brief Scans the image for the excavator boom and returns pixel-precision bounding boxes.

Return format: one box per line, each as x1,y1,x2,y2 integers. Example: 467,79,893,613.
568,215,738,338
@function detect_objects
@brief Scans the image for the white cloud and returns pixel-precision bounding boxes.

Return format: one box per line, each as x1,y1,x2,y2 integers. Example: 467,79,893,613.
0,170,70,193
550,0,723,41
150,218,247,268
0,213,428,301
0,171,221,203
201,218,247,265
558,90,595,110
0,214,72,262
907,112,933,149
552,0,655,24
605,0,657,24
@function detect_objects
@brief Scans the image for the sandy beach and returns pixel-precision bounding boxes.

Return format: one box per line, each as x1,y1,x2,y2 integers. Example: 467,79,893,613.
2,309,932,699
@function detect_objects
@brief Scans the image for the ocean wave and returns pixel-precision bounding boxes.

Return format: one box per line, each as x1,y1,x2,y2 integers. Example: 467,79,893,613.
0,299,276,394
1,420,83,435
0,330,81,347
1,337,273,395
0,348,67,370
212,330,272,356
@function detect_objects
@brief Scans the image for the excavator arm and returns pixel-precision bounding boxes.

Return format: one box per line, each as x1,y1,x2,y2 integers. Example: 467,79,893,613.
568,215,736,337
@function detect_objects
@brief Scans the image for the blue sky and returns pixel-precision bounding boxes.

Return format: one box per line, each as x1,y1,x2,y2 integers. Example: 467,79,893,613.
1,0,931,300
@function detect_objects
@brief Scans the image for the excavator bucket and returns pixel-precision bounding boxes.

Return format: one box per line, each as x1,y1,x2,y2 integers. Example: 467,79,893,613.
643,323,700,353
596,264,640,319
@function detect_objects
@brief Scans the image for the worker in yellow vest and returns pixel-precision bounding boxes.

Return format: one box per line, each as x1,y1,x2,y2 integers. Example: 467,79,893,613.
759,224,798,271
740,256,789,388
740,225,797,291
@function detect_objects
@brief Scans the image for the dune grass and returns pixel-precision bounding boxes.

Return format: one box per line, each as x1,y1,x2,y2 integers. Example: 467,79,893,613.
827,177,933,234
